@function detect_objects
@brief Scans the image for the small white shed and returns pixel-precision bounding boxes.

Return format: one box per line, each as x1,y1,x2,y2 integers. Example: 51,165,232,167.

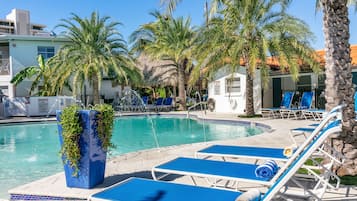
207,67,262,114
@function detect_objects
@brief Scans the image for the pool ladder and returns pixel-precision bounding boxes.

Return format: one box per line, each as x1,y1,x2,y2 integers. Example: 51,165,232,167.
187,102,207,118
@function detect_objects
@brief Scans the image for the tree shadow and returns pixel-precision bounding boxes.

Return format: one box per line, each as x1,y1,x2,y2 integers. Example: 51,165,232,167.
94,170,183,188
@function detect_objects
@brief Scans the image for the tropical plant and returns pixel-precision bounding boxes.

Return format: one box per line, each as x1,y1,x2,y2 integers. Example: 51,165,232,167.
316,0,357,176
50,11,141,105
10,55,55,96
163,0,357,177
59,104,115,176
192,0,319,116
130,11,197,110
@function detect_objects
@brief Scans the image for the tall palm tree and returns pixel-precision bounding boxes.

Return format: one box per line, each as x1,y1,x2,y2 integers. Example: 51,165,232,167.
317,0,357,176
50,12,139,105
165,0,357,176
192,0,319,116
10,55,55,96
130,11,197,110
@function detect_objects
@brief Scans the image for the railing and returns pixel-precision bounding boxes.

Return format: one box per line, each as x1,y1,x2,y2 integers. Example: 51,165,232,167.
0,59,10,75
187,102,207,118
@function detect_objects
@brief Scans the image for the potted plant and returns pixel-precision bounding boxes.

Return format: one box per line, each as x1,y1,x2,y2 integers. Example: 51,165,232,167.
56,104,115,189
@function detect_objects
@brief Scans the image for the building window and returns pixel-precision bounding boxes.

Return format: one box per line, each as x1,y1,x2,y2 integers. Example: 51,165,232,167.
214,81,220,95
38,46,55,59
0,86,8,96
225,77,241,93
296,75,311,92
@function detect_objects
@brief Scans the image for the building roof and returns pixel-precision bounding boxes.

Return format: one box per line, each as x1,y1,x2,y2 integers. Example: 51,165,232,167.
315,45,357,66
267,44,357,69
0,34,70,42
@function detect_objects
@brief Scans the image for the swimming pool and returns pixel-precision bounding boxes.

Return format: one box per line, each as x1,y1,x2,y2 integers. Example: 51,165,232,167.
0,115,264,199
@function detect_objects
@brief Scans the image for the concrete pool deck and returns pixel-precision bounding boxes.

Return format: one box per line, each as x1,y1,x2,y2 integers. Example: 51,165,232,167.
5,111,357,201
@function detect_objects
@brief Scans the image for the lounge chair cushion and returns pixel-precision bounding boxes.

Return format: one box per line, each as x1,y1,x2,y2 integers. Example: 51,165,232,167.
235,189,261,201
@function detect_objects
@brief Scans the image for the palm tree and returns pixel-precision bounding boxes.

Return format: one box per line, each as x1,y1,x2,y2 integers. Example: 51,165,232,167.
50,12,140,105
10,55,55,96
317,0,357,176
192,0,319,116
130,11,197,110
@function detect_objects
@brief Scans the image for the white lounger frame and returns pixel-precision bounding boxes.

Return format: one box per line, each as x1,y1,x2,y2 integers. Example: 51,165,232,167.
152,107,345,200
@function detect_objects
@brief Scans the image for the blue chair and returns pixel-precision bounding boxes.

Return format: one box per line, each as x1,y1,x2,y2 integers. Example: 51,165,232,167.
90,119,342,201
162,97,174,111
151,118,342,199
196,105,343,162
261,91,294,118
142,96,149,105
302,91,357,121
302,108,325,121
280,91,314,119
155,97,164,106
147,97,164,112
90,177,244,201
156,97,174,112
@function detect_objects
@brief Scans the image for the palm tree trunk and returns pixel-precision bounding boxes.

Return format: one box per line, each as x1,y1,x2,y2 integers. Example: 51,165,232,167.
92,75,100,105
245,67,255,116
322,0,357,176
177,60,187,111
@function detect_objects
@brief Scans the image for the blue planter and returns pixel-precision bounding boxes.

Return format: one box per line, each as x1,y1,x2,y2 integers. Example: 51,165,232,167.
56,110,107,189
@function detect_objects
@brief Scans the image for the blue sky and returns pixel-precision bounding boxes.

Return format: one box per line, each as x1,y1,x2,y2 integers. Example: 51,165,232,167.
0,0,356,50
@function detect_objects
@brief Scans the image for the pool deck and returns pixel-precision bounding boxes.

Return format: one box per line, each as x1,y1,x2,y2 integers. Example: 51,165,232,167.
5,111,357,201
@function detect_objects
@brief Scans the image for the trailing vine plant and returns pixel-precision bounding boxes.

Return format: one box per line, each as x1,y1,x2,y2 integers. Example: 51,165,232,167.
60,105,82,176
92,104,116,151
59,104,115,176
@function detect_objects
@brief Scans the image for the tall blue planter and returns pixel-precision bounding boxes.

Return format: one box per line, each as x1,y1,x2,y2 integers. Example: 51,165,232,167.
56,110,107,189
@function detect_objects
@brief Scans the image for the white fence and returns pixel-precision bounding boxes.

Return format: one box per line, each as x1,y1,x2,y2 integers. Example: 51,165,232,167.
3,96,77,117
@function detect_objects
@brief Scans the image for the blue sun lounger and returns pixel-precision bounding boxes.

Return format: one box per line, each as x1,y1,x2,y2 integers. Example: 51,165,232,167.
280,91,314,119
90,119,342,201
196,145,292,162
90,177,243,201
261,91,295,118
152,119,342,199
196,106,343,162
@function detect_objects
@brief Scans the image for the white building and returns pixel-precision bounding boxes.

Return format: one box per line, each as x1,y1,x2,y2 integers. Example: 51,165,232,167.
0,9,124,117
0,35,68,97
0,9,48,36
207,67,262,114
0,9,123,101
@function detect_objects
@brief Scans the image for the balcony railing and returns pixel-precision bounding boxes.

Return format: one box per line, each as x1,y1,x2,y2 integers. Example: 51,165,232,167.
0,59,10,75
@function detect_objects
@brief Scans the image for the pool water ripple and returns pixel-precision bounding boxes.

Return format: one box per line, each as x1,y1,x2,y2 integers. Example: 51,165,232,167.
0,115,263,199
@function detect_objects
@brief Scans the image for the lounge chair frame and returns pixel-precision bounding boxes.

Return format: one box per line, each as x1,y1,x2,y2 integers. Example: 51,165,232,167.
196,106,342,163
280,91,314,119
261,91,295,118
152,116,343,200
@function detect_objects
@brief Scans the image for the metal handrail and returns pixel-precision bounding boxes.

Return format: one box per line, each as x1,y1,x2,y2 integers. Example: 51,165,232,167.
187,101,207,118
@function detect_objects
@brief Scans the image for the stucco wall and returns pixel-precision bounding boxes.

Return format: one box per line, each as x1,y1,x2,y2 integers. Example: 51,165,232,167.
6,39,64,97
207,67,261,114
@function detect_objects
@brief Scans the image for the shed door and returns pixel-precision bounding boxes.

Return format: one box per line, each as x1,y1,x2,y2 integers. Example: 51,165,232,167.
273,78,281,107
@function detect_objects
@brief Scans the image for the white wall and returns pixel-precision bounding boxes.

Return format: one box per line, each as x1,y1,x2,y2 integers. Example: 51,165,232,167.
27,96,76,116
208,67,262,114
9,39,64,97
281,77,296,91
3,96,76,117
262,78,273,108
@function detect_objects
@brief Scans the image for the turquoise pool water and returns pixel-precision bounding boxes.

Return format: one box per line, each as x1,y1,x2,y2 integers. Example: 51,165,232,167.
0,115,264,199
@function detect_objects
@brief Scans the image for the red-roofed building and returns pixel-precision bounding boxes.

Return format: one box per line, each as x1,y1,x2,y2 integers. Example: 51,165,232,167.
207,45,357,114
262,45,357,110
